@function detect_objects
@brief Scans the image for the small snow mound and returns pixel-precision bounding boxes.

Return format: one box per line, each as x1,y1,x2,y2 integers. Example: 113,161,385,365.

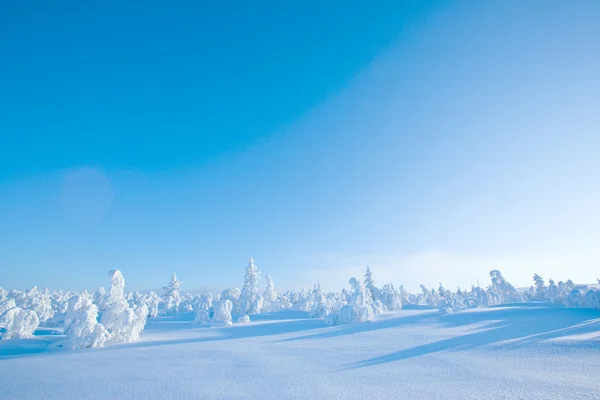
237,315,251,324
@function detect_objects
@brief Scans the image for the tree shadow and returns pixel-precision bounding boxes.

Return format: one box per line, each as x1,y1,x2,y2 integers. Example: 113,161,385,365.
275,310,439,343
347,306,600,369
1,312,325,359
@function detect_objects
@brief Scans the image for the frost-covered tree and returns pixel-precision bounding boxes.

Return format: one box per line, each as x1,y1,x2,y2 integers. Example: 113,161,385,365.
162,273,182,315
51,289,71,315
546,279,561,303
565,289,584,307
93,287,107,309
277,292,292,309
309,283,330,318
143,291,161,318
64,295,109,349
0,297,16,317
533,274,546,300
378,284,402,311
221,288,241,314
239,257,262,314
288,288,313,312
489,270,522,303
326,278,379,325
26,288,54,324
364,266,376,300
261,274,279,313
100,270,147,343
237,315,250,324
0,307,39,339
212,299,233,325
194,293,214,324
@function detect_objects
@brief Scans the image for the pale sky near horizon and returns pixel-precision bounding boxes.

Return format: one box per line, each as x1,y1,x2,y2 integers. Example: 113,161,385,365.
1,1,600,293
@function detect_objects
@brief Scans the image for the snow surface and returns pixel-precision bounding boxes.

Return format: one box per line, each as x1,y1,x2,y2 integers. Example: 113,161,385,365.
1,304,599,400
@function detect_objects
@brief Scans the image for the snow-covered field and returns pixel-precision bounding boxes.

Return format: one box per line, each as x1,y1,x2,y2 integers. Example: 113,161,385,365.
1,304,599,400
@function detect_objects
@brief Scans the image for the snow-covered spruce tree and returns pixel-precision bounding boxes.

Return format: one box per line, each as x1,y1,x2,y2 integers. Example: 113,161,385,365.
239,257,262,314
221,288,242,314
377,284,402,311
419,285,434,307
522,285,535,301
533,274,546,300
194,293,214,324
546,279,561,303
325,278,380,325
277,292,292,309
143,291,161,318
0,307,39,339
489,270,522,303
100,270,148,343
309,283,330,318
0,297,16,317
162,273,182,316
179,292,195,313
51,289,71,315
261,274,279,313
10,286,53,325
565,288,585,307
93,287,107,310
556,281,570,302
212,299,233,325
301,288,317,311
64,295,109,349
364,266,376,300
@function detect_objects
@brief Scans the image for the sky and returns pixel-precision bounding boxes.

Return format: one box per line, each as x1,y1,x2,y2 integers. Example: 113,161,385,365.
1,0,600,293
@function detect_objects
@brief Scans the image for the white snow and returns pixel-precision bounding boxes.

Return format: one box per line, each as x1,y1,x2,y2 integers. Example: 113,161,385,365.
1,304,599,400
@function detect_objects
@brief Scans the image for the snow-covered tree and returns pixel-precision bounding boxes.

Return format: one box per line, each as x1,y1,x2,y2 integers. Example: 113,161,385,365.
221,288,241,314
0,307,39,339
565,289,584,307
93,287,107,309
237,315,250,324
489,270,522,303
261,274,279,313
64,295,109,349
194,293,214,324
277,292,293,309
378,284,402,311
100,270,147,343
162,273,182,315
533,274,545,300
212,299,233,325
546,279,562,303
239,257,262,314
364,266,376,300
583,289,599,309
325,278,379,325
0,297,16,317
308,283,330,318
143,291,161,318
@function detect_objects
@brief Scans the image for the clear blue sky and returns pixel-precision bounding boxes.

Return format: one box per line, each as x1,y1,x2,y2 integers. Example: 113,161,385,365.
1,1,600,293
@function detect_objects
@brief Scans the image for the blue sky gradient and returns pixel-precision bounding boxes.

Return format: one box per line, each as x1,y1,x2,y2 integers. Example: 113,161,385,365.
1,1,600,292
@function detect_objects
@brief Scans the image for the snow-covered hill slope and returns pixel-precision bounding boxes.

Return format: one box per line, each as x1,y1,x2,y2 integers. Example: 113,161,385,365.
1,305,599,400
